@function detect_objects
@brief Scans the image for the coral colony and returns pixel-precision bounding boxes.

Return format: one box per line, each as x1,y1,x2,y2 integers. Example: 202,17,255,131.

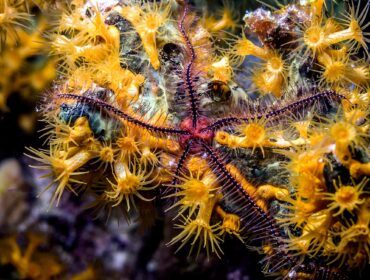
18,0,370,278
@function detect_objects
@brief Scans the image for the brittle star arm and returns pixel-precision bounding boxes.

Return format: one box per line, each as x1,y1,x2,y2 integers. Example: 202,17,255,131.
198,139,299,272
56,94,190,135
178,5,200,128
170,139,193,186
199,139,281,237
161,140,193,196
201,90,346,132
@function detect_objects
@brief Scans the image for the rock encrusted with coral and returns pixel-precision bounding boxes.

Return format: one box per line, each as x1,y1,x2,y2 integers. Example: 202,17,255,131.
22,0,369,279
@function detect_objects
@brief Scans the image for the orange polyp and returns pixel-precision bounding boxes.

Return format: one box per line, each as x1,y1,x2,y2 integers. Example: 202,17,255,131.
252,69,284,97
106,161,154,210
210,56,233,82
226,163,258,198
310,0,325,20
349,161,370,178
234,37,270,61
303,24,327,54
166,168,218,217
216,206,242,240
290,210,332,256
120,1,171,70
186,156,209,175
256,184,289,201
266,55,284,74
168,195,223,258
324,19,365,48
330,121,357,146
347,66,370,85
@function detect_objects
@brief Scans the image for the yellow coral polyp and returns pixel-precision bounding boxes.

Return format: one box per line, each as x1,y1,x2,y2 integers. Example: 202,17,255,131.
98,144,116,168
317,52,369,86
279,198,318,228
318,53,347,84
27,146,94,207
333,198,370,267
216,119,285,157
325,178,368,216
252,69,284,97
51,9,121,73
256,184,289,201
310,0,325,20
336,224,369,267
288,210,332,256
116,135,140,160
186,156,209,175
215,130,243,149
0,234,62,279
286,149,325,176
203,1,238,33
120,1,171,69
344,108,367,126
232,36,269,65
266,55,285,74
210,56,233,82
303,25,326,55
168,196,223,258
99,147,114,162
139,146,159,168
324,17,367,51
106,161,155,210
299,2,369,59
240,122,266,148
330,121,357,146
350,161,370,178
294,172,324,200
166,168,218,216
68,117,93,145
177,177,210,204
146,134,180,153
216,206,243,241
0,0,31,50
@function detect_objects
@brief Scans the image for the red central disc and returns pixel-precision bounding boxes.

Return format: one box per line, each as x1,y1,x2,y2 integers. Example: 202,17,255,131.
179,117,214,149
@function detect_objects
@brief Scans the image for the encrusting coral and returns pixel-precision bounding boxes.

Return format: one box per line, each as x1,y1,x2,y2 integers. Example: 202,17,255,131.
25,0,369,279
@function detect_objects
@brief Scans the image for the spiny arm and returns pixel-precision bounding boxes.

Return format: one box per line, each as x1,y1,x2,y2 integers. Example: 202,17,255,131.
178,4,199,128
56,94,190,135
202,90,346,131
199,139,298,273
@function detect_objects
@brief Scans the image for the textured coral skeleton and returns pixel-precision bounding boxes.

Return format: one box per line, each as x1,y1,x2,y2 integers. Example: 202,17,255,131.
25,0,370,279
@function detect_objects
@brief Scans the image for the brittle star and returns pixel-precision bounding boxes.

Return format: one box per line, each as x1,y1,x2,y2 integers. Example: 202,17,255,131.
55,3,346,277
